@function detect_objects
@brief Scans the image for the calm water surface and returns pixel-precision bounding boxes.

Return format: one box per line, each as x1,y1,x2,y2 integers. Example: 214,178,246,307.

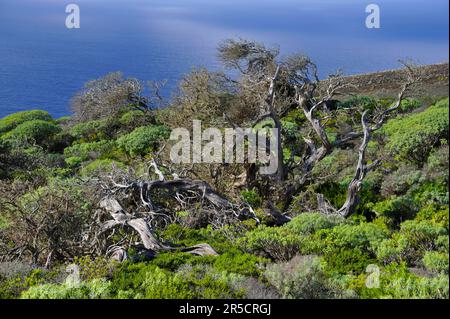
0,0,448,118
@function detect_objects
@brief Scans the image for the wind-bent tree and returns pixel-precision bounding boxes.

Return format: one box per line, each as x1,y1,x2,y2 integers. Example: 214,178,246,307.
71,72,166,123
55,40,421,263
216,39,421,216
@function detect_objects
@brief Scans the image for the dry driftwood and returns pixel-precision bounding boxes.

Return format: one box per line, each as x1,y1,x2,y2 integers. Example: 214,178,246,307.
99,197,218,261
95,159,260,261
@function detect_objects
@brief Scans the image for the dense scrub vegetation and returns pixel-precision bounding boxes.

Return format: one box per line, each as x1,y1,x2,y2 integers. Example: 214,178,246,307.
0,40,448,299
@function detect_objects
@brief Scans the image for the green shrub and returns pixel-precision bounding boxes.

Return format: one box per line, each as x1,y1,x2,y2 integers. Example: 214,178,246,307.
21,279,112,299
117,125,170,157
172,265,244,299
339,95,378,111
316,222,389,254
423,251,449,275
150,252,198,272
241,213,348,260
209,248,269,276
409,182,449,207
161,224,242,254
356,263,449,299
0,266,49,299
284,213,344,235
136,266,194,299
264,255,346,299
0,110,52,134
118,110,152,130
425,145,449,184
65,156,84,168
240,189,262,208
69,119,109,142
435,235,449,253
240,225,302,261
80,159,126,176
323,247,374,275
368,196,416,224
382,98,449,163
55,116,71,125
73,256,117,281
399,98,422,113
380,165,423,197
110,262,243,299
376,220,447,265
415,205,449,228
64,140,116,161
1,120,61,147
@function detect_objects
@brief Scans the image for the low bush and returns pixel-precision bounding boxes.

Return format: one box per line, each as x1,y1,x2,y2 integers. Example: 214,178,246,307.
64,140,116,161
21,279,112,299
264,255,347,299
117,125,170,157
355,263,449,299
240,225,302,261
0,110,53,134
376,220,447,265
382,98,449,163
323,247,374,275
1,120,61,148
422,251,449,275
314,222,389,254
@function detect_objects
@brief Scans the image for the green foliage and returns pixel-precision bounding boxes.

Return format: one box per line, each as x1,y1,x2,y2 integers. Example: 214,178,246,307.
21,279,112,299
240,225,302,261
149,252,198,272
109,262,244,299
264,255,348,299
150,249,265,277
118,110,153,130
376,219,448,265
422,251,449,275
339,95,378,111
209,249,268,276
284,213,344,235
80,159,126,176
117,125,170,157
0,267,47,299
323,248,374,275
240,189,262,207
1,120,61,147
55,116,71,125
73,256,116,281
382,98,449,163
409,181,449,207
315,222,389,254
161,224,239,254
368,196,416,224
399,98,422,113
415,205,449,228
65,156,84,168
241,213,347,261
0,110,53,134
64,140,116,161
355,263,449,299
69,119,109,142
380,164,423,197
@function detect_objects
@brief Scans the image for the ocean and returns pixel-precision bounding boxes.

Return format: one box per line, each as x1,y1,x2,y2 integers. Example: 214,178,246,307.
0,0,448,118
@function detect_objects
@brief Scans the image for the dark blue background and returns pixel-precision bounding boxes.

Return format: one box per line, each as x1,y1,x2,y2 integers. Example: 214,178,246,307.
0,0,448,118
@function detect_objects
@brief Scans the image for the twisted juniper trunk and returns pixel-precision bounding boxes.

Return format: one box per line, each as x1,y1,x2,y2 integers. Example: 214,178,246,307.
100,197,220,261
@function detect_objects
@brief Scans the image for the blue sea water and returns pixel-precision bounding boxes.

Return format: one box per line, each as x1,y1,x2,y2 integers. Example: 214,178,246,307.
0,0,448,118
